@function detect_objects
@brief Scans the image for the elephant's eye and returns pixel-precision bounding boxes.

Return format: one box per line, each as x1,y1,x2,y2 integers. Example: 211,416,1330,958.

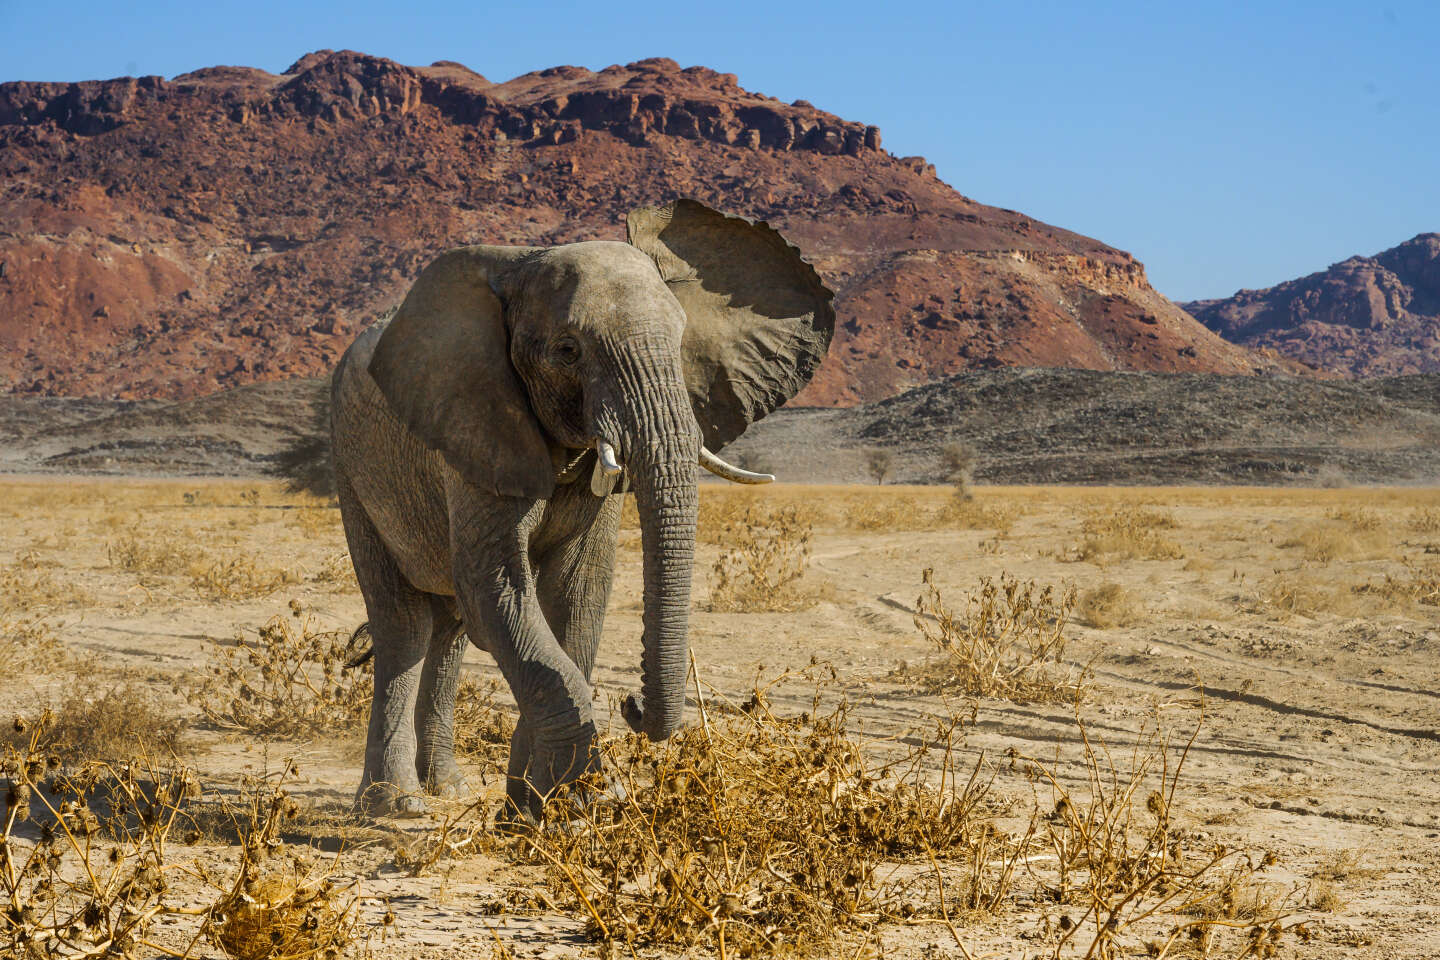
550,336,581,367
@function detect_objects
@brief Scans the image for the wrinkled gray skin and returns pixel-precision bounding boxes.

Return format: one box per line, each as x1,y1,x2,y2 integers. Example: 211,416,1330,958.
330,200,832,820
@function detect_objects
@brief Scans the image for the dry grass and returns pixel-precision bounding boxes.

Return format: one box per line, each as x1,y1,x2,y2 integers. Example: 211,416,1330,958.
911,569,1090,703
0,618,71,675
107,531,202,577
184,611,371,737
1077,583,1144,628
1277,521,1389,565
191,557,302,602
0,554,93,615
708,505,823,613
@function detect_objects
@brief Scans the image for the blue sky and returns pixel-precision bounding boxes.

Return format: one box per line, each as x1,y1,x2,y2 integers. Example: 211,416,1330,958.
2,0,1435,301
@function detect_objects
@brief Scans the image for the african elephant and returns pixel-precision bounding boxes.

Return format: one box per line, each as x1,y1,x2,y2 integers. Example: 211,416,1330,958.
330,199,834,819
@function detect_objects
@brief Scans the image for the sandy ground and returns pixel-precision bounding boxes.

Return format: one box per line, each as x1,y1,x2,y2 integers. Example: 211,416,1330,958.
2,478,1439,959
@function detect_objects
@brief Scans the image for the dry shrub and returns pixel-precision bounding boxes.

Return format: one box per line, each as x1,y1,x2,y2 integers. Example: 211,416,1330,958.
1278,521,1387,565
1256,573,1357,620
1019,707,1295,958
841,495,929,532
453,676,517,772
308,552,355,590
708,505,820,613
524,668,1012,956
1355,560,1440,608
1323,506,1383,531
191,556,302,601
0,740,359,960
1072,509,1183,563
0,557,93,615
201,766,360,960
912,569,1089,703
935,494,1016,534
185,612,371,736
1078,583,1144,628
6,682,185,764
0,618,71,675
106,532,201,576
1408,507,1440,534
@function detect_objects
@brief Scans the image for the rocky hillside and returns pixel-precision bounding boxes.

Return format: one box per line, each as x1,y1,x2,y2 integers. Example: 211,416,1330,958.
0,50,1298,402
1186,233,1440,377
4,371,1434,486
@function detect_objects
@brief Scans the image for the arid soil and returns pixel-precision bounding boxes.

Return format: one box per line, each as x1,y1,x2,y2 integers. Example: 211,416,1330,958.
1185,233,1440,377
3,479,1438,958
0,50,1299,404
3,369,1437,486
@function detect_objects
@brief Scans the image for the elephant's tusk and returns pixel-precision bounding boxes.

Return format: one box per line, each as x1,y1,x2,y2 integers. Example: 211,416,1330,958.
596,439,622,476
699,446,774,484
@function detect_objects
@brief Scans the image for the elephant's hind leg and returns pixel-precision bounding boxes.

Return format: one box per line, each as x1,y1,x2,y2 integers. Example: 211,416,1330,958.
415,596,469,797
339,476,433,817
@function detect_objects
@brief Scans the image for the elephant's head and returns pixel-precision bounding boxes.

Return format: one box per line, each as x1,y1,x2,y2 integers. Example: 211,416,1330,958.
366,199,833,744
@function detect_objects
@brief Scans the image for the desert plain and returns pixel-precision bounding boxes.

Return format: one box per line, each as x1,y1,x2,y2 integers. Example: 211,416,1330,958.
2,478,1438,959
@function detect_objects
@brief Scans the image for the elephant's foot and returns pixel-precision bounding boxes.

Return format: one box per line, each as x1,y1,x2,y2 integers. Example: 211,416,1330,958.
420,762,470,799
354,778,429,818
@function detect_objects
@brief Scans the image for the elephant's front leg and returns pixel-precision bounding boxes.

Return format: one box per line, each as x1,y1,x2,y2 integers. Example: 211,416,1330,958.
450,493,601,823
506,486,624,813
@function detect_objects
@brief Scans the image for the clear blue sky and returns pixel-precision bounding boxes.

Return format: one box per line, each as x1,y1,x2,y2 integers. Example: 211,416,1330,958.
2,0,1435,301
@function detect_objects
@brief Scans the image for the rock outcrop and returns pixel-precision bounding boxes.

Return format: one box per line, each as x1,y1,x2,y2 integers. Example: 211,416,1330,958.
0,50,1299,401
1186,234,1440,376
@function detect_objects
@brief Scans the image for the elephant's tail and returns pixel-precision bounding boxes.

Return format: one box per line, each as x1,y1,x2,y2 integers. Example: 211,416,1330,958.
343,622,374,669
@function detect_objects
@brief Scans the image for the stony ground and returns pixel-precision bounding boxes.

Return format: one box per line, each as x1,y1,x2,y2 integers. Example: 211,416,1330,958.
2,479,1439,958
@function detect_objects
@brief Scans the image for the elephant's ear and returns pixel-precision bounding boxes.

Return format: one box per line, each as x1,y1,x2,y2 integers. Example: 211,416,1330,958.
626,199,835,450
367,246,555,499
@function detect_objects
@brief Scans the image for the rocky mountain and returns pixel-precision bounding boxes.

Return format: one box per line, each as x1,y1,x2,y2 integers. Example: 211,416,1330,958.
1185,234,1440,377
0,49,1299,403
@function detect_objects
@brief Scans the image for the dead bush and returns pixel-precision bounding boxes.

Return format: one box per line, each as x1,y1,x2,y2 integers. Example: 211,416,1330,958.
708,505,820,613
453,676,517,773
0,559,93,615
1018,706,1296,958
522,667,1013,957
1078,583,1144,628
184,612,371,737
1355,560,1440,608
935,494,1016,534
912,569,1090,703
308,552,355,590
1407,507,1440,534
199,765,361,960
0,618,71,675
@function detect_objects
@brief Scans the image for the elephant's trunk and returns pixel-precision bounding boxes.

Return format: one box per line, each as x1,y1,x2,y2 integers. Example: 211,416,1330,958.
609,384,699,742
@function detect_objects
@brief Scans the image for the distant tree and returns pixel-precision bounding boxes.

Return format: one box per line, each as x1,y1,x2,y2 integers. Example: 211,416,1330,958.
865,448,894,485
940,442,976,498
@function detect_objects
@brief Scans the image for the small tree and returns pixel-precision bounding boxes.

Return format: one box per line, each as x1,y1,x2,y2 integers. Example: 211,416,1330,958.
940,442,976,499
865,448,894,485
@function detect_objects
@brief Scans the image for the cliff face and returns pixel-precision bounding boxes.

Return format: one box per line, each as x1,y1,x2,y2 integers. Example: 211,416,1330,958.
1186,234,1440,377
0,50,1295,401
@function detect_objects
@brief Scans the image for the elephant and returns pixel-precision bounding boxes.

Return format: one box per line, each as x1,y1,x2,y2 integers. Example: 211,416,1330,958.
329,199,834,819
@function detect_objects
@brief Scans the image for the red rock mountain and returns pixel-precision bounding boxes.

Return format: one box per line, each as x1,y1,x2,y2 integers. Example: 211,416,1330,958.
0,50,1298,403
1185,234,1440,377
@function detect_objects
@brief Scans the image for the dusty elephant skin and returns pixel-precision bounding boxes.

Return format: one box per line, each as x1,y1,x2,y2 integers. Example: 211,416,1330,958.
329,199,834,819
